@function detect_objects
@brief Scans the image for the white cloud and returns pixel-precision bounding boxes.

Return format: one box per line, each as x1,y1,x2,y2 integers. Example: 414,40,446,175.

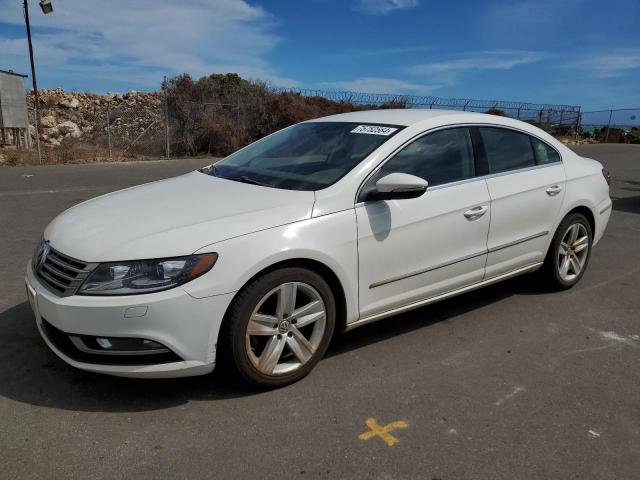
482,0,585,32
354,0,418,15
406,50,545,84
569,49,640,78
319,77,438,94
0,0,297,91
408,50,544,75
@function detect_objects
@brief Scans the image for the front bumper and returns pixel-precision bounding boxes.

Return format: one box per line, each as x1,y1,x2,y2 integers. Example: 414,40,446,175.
26,261,236,378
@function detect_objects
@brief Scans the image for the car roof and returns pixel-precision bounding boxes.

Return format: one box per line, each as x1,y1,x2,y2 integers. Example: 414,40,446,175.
306,108,572,156
307,108,475,126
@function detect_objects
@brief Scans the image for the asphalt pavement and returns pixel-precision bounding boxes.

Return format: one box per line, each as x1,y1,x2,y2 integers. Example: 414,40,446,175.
1,145,639,479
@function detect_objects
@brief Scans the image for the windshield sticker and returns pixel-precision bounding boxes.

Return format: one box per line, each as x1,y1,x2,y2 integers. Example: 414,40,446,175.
351,125,398,136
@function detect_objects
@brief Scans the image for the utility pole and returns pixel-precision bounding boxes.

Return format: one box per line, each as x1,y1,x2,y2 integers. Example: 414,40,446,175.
23,0,53,163
23,0,42,162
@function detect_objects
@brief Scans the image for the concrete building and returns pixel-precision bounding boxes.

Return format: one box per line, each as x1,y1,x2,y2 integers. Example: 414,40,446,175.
0,69,30,148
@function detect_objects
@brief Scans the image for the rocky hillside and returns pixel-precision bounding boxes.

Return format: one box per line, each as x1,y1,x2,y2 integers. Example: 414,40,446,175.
26,89,163,146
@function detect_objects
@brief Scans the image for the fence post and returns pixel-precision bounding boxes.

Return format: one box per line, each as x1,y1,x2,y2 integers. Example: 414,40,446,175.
516,108,521,120
106,104,112,159
575,108,581,139
604,109,613,143
33,109,42,164
164,87,170,160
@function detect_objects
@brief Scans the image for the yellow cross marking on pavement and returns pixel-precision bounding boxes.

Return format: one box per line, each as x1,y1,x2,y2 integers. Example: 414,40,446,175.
358,417,409,446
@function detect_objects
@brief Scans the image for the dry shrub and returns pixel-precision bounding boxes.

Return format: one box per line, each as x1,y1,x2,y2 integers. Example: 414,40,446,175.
485,108,507,116
163,73,401,157
1,144,125,166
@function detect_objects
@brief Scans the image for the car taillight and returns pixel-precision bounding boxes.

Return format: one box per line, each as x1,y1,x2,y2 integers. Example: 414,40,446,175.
602,168,611,186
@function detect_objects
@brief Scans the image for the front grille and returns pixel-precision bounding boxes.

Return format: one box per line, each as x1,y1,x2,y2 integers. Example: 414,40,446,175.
40,318,183,365
35,247,94,297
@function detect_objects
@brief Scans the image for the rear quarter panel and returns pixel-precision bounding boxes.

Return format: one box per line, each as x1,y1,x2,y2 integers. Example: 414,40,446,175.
556,152,611,245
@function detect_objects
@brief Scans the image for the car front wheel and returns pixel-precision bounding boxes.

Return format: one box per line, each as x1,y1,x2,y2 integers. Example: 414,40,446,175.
221,267,336,387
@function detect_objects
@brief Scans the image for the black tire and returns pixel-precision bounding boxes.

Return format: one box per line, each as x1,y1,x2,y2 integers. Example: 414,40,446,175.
219,267,336,388
541,212,593,290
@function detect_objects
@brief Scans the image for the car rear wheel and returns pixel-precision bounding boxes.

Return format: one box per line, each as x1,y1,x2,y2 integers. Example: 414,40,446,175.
542,213,593,290
220,267,335,387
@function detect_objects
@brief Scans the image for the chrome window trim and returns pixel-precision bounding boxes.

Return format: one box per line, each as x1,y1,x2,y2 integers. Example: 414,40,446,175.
478,125,562,173
425,175,486,191
354,122,563,204
483,162,562,180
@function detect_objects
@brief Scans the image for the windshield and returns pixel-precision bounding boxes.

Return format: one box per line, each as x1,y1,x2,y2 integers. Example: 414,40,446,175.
201,122,403,191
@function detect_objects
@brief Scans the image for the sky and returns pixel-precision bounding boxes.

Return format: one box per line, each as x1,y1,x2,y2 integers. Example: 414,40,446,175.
0,0,639,110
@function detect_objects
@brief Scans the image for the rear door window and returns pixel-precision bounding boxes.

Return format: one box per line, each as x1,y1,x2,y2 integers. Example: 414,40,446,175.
531,137,561,165
480,127,536,174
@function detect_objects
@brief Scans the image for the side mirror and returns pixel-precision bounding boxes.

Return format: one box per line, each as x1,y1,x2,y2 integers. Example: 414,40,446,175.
366,173,428,201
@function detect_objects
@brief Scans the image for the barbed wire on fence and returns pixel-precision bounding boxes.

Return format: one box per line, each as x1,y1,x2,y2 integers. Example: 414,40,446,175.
281,88,581,112
277,87,582,126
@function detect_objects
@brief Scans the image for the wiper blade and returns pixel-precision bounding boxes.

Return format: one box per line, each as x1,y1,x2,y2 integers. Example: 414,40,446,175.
211,165,273,187
221,174,273,187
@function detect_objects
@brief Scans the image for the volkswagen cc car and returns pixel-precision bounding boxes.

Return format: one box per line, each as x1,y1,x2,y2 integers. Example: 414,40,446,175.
25,109,612,387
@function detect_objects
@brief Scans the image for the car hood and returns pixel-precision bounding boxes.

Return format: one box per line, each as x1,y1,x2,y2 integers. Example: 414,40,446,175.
44,171,315,262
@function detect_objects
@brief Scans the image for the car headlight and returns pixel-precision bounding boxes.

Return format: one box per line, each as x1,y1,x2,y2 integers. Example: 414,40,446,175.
78,254,218,295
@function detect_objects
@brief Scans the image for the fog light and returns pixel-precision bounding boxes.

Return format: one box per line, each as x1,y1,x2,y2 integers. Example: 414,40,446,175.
96,338,112,349
95,337,167,351
69,335,170,355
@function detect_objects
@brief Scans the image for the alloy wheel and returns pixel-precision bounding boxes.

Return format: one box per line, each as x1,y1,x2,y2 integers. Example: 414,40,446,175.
558,223,589,282
245,282,327,375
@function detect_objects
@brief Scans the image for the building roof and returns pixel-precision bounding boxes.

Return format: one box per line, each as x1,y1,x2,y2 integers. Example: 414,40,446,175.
0,69,28,78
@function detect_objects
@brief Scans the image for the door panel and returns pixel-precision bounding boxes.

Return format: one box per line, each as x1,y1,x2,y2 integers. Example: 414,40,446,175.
357,180,491,318
485,164,565,277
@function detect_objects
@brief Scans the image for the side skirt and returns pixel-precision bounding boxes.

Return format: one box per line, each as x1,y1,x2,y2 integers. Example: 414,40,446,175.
345,262,543,332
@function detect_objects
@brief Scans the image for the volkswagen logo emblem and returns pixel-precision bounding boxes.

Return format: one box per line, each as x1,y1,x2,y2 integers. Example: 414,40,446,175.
33,240,50,272
278,320,290,334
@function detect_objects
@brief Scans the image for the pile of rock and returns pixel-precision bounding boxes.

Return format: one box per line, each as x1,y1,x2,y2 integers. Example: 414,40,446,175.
592,126,640,144
26,88,163,146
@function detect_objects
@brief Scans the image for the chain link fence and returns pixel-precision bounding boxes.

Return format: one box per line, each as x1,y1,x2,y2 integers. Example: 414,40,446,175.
579,108,640,143
18,101,167,164
2,84,600,165
284,88,583,129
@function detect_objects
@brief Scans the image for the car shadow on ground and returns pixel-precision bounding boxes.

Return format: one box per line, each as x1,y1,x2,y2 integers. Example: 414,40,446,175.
611,177,640,214
327,273,545,358
0,274,549,413
612,194,640,214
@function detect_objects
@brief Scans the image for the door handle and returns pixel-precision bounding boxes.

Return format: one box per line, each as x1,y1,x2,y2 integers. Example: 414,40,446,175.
546,185,562,196
464,205,488,221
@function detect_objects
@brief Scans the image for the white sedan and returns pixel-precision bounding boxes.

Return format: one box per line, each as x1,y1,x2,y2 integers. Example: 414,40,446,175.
25,109,612,387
